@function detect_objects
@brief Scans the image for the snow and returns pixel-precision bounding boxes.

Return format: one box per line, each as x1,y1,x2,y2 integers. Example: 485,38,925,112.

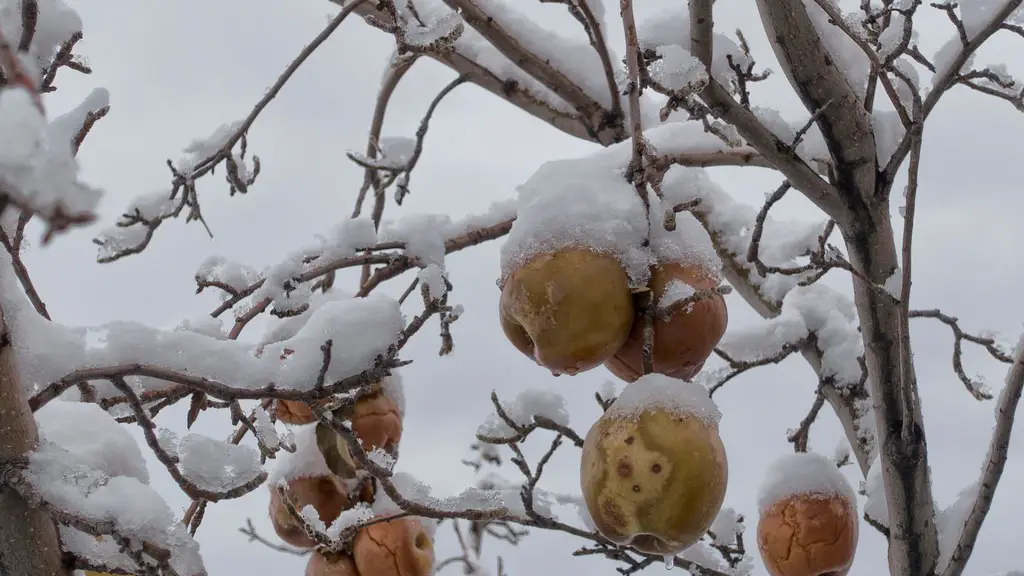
395,0,463,49
636,7,752,84
393,0,575,115
798,0,872,99
418,264,447,299
268,425,331,485
708,507,743,546
658,278,697,310
25,442,204,575
0,0,83,70
863,455,889,528
257,289,353,351
502,120,762,287
884,267,904,299
379,213,450,266
60,528,138,574
648,44,707,93
368,448,396,471
658,169,824,304
757,451,858,514
0,86,104,225
370,471,508,516
381,371,406,416
598,379,619,402
176,120,243,172
959,0,1014,38
477,389,570,439
35,400,150,484
937,482,981,571
349,136,416,170
717,284,864,385
499,153,652,286
251,406,282,451
873,111,906,165
468,0,617,109
932,37,976,85
606,373,722,426
0,258,404,396
176,433,264,494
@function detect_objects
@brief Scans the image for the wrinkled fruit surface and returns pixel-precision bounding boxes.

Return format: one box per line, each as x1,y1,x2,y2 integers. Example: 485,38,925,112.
499,249,634,375
605,263,728,382
353,518,435,576
757,494,858,576
269,475,350,548
351,385,402,452
276,399,318,425
306,551,361,576
581,408,728,555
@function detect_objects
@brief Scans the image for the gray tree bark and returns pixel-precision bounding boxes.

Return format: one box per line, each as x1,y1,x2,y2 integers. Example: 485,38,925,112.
0,304,68,576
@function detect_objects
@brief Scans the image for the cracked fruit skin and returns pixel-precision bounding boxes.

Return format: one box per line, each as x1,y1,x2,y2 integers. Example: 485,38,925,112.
757,494,858,576
268,475,351,548
306,551,361,576
499,249,635,375
581,407,728,555
605,263,728,383
353,518,435,576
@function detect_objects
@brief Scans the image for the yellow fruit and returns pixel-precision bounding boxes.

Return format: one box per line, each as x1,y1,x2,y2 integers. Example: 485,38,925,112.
353,518,435,576
499,249,635,375
605,263,727,382
306,551,361,576
756,453,859,576
581,375,728,555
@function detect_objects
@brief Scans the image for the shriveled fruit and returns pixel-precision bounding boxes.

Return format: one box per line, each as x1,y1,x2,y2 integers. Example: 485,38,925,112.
353,518,435,576
499,249,635,375
756,453,859,576
605,263,727,383
350,383,403,453
306,551,361,576
581,374,728,555
277,399,317,425
268,475,350,548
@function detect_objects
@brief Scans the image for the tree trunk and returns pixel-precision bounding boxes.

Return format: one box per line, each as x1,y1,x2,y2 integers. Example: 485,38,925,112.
841,206,940,576
0,304,68,576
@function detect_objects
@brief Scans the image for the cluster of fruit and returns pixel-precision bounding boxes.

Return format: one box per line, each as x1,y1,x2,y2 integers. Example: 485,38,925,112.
500,248,860,576
268,380,435,576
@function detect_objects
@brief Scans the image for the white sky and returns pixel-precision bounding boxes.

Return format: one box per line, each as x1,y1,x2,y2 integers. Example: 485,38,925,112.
26,0,1024,574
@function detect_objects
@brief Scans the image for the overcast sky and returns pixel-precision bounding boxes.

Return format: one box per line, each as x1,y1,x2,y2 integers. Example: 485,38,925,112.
28,0,1024,575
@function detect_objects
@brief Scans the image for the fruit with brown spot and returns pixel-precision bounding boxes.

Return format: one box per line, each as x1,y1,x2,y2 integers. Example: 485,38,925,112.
306,551,361,576
580,406,728,555
605,263,727,382
353,518,435,576
757,493,858,576
499,249,635,375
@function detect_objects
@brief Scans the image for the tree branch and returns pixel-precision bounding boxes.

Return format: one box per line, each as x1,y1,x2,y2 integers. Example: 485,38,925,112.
753,0,878,205
0,300,66,576
941,333,1024,576
687,0,848,222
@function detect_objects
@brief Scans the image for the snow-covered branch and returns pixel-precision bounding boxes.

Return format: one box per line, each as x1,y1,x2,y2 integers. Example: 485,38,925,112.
92,0,371,263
